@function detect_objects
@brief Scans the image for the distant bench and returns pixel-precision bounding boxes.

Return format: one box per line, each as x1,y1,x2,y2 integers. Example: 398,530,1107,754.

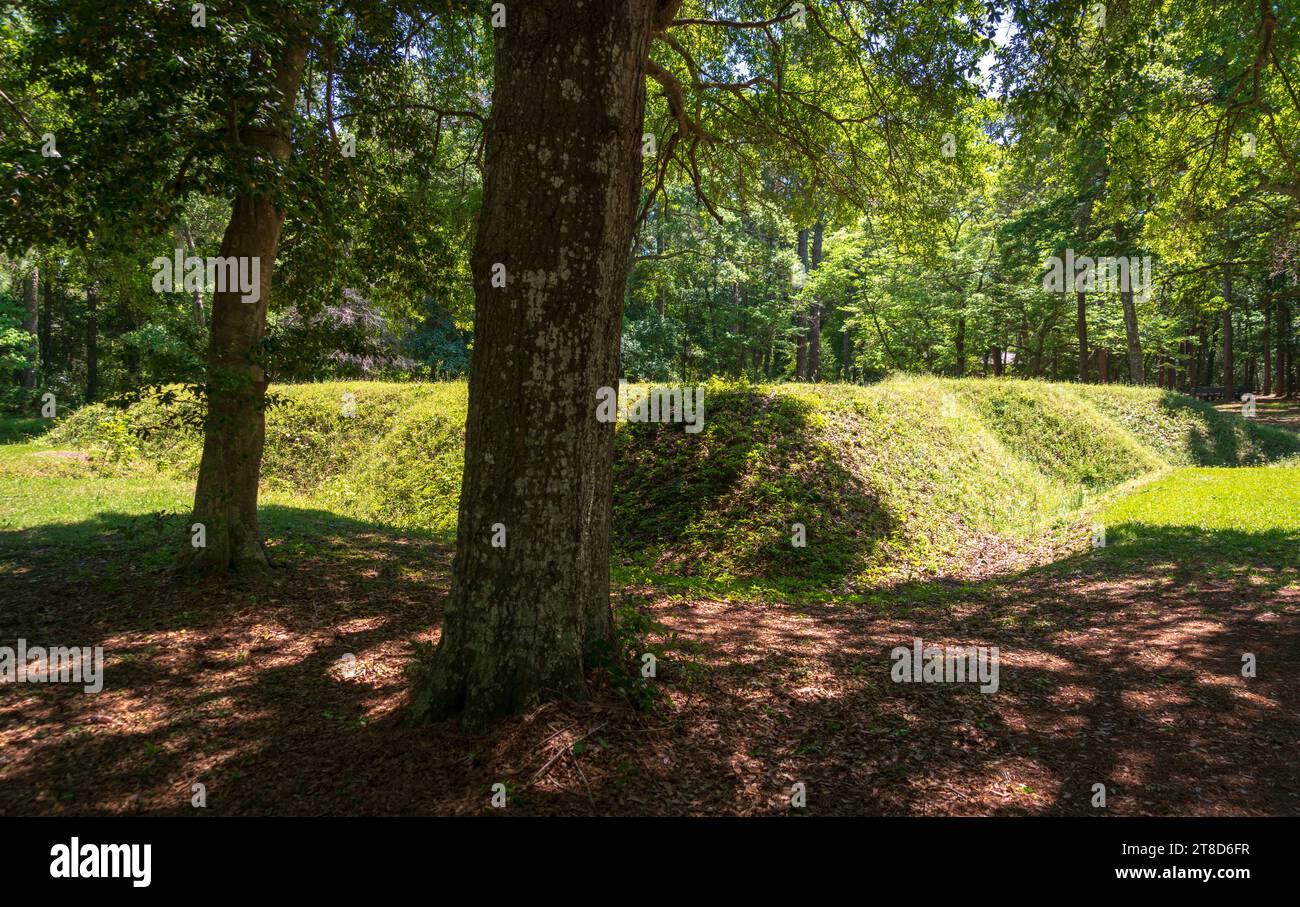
1191,387,1257,401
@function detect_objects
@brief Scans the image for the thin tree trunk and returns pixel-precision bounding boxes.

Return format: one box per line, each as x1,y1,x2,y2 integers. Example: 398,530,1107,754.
1276,300,1287,395
1076,291,1088,381
183,227,207,326
794,228,808,380
1120,288,1144,383
412,0,662,728
954,315,966,376
182,39,307,573
39,269,53,376
1284,303,1295,396
85,280,98,403
807,221,824,381
1263,294,1273,396
1222,264,1234,400
22,267,38,389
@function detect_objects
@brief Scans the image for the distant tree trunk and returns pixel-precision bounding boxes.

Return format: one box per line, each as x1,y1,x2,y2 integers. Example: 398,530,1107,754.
954,315,966,376
39,270,53,375
1275,301,1287,396
842,330,852,381
412,0,661,729
1120,288,1144,383
992,347,1004,376
22,267,38,389
1263,294,1273,396
181,39,307,574
795,228,808,379
1284,303,1295,397
807,221,824,381
1222,264,1234,400
654,202,666,317
732,283,744,375
85,281,98,403
182,227,206,325
1076,291,1089,381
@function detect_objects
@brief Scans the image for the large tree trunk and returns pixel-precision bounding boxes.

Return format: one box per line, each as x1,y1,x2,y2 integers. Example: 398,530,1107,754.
1076,291,1088,381
22,267,38,389
1222,264,1235,401
1120,288,1144,383
181,41,306,573
85,280,98,403
412,0,660,729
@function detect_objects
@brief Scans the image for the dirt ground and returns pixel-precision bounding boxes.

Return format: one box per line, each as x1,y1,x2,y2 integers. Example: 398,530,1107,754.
2,515,1295,816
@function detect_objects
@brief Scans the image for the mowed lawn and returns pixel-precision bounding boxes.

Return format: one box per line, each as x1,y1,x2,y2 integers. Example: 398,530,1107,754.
1100,466,1300,575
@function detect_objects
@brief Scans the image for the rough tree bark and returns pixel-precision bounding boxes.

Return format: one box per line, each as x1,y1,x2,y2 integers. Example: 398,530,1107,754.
411,0,664,728
181,40,307,573
21,267,38,389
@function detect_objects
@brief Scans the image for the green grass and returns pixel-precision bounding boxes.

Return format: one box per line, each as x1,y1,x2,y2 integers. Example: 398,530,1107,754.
0,416,48,444
0,472,188,531
7,377,1298,587
1104,466,1300,534
1099,467,1300,573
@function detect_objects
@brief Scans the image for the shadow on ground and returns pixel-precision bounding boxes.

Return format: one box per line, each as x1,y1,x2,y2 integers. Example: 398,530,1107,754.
0,505,1296,815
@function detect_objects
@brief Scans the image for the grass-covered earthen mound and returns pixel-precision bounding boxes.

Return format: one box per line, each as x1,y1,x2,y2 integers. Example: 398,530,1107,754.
42,376,1299,586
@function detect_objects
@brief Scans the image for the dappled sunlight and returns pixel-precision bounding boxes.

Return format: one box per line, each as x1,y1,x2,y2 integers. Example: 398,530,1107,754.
2,431,1298,816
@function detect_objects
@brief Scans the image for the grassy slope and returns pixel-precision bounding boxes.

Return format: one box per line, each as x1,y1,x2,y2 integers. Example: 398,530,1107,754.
14,376,1299,587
